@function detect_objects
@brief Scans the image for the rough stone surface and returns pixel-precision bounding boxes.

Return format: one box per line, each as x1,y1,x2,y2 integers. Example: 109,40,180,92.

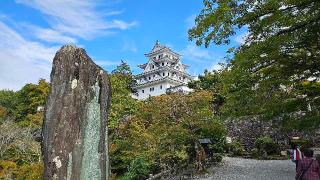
198,157,295,180
42,45,111,180
225,118,320,149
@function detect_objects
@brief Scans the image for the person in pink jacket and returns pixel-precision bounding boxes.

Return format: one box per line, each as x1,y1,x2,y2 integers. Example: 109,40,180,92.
296,148,320,180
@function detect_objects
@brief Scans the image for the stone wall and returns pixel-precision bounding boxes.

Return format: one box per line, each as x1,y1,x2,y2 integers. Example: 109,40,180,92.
225,117,320,149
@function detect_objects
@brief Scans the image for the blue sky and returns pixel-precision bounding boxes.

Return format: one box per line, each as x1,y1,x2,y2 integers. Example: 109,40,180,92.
0,0,247,90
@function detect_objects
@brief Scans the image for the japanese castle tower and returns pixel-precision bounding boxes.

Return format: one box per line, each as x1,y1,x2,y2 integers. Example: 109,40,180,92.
132,41,193,100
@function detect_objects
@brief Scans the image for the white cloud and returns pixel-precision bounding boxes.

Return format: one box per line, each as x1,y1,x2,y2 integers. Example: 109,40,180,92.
185,14,196,29
16,0,137,39
180,44,226,76
210,63,224,71
95,60,120,67
181,44,212,61
0,1,138,90
122,39,137,53
110,20,137,30
234,32,249,44
0,21,58,90
104,10,125,16
26,25,77,44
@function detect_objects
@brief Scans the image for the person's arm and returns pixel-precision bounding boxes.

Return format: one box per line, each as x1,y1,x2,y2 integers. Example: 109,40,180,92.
296,161,302,180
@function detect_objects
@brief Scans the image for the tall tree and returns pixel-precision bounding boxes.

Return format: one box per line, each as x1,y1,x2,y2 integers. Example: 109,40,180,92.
109,61,138,129
189,0,320,130
111,60,132,75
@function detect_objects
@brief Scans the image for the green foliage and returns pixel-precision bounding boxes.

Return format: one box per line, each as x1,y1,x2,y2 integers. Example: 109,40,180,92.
0,106,7,124
226,141,245,156
290,138,312,149
15,163,43,180
111,60,132,75
189,0,320,132
0,80,45,178
13,79,49,121
111,91,226,175
109,61,138,130
123,156,150,180
0,119,42,165
254,136,279,156
109,63,139,175
0,161,43,180
250,148,260,159
0,90,18,117
18,112,43,129
0,79,49,126
109,73,138,129
188,69,222,91
0,160,17,179
211,153,223,163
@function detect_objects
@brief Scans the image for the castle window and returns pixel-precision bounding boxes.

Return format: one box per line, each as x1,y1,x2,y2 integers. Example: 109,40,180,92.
163,73,165,76
149,77,151,80
162,62,164,66
160,85,162,89
152,65,155,69
142,90,144,93
150,87,154,92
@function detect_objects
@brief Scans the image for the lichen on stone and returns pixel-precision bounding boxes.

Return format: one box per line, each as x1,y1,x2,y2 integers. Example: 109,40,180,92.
53,156,62,169
80,82,102,180
71,79,78,89
67,152,72,180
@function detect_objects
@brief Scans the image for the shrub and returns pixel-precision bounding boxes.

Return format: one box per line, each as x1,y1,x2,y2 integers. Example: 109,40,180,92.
15,163,43,180
250,148,259,159
290,139,312,149
0,160,17,179
254,136,279,156
226,141,245,156
0,106,7,123
123,156,150,180
211,153,223,163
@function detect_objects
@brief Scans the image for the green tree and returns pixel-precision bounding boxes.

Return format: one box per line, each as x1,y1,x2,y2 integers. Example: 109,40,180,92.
0,90,18,117
111,91,226,175
111,60,132,75
0,79,48,179
188,69,222,91
189,0,320,130
109,61,138,129
12,79,49,121
108,62,139,175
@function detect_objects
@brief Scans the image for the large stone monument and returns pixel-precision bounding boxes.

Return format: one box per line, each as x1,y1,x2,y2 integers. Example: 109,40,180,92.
42,45,110,179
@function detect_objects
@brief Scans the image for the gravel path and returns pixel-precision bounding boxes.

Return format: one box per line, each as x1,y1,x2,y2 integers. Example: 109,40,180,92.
199,157,295,180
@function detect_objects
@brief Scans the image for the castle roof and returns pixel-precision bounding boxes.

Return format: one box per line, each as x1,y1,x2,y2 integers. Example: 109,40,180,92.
144,40,180,57
132,76,184,88
135,66,193,78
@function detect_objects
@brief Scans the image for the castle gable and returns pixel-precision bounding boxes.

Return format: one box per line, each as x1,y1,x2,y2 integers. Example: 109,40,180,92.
133,41,194,100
